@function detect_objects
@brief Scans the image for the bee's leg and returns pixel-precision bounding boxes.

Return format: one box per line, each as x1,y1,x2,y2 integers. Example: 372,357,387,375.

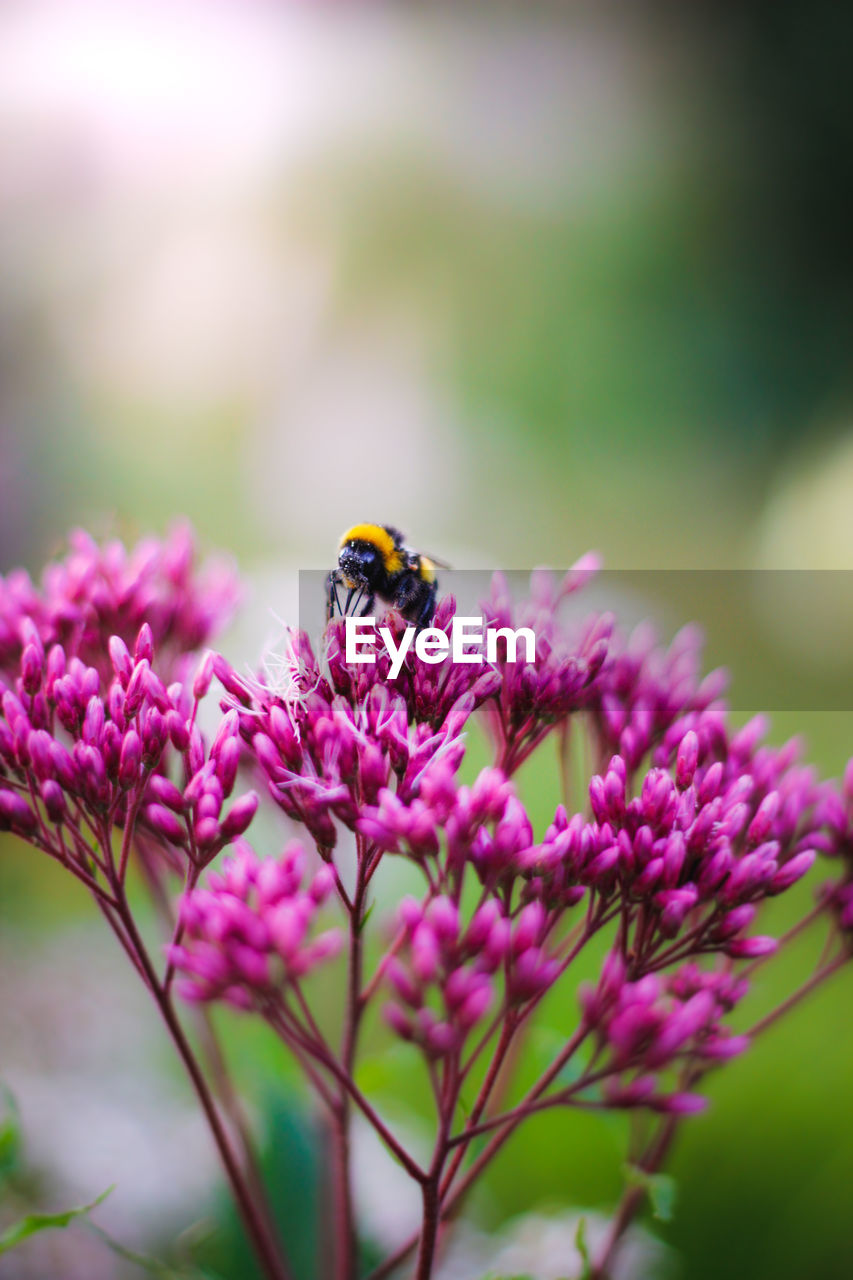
358,592,376,617
344,585,359,614
326,570,343,621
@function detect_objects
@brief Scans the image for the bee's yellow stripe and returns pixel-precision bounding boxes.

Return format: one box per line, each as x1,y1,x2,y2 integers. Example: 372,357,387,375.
340,523,403,574
418,556,436,583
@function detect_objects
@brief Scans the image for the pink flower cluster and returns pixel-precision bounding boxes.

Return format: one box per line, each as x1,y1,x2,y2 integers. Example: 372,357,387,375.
3,526,853,1280
0,523,239,686
480,564,611,771
591,619,728,773
324,597,502,730
384,895,559,1057
582,954,749,1113
221,641,479,853
0,530,250,888
170,841,341,1008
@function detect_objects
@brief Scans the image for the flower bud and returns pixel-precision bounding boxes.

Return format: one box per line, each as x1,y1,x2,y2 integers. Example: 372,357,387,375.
27,729,54,782
0,790,37,833
193,651,216,700
676,731,699,789
41,779,66,822
166,710,190,751
108,636,133,686
148,774,186,812
697,761,723,805
383,1003,414,1040
726,935,777,959
125,660,150,718
220,792,259,840
119,730,142,787
134,622,154,664
310,865,335,904
216,736,241,797
146,804,187,843
770,849,816,893
747,792,779,846
21,643,43,695
427,897,459,941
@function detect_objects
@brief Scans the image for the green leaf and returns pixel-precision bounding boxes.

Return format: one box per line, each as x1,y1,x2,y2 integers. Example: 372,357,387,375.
85,1221,217,1279
575,1214,592,1279
356,901,377,936
0,1084,21,1184
622,1162,677,1222
0,1186,113,1256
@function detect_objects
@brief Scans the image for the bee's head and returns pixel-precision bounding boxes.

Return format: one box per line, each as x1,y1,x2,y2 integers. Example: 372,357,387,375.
339,539,380,587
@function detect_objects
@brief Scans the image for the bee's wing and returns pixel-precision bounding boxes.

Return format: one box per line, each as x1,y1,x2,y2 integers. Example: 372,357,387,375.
401,541,451,573
419,551,452,571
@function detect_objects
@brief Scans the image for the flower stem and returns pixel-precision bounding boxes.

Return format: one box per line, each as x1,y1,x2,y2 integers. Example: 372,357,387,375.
415,1179,441,1280
110,887,292,1280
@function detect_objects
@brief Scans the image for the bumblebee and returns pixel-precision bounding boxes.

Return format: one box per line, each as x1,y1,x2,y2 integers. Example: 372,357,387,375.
326,523,440,629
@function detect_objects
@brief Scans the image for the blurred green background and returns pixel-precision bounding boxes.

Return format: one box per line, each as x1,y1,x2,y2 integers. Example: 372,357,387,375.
2,1,853,1277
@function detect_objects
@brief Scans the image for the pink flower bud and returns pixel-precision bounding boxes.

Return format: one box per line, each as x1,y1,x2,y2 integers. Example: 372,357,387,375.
146,804,186,844
148,774,185,812
726,935,778,959
310,865,336,904
41,779,66,822
193,651,216,700
253,733,283,778
195,816,220,847
747,791,779,846
457,980,493,1029
108,636,133,686
119,730,142,787
21,643,43,695
715,904,756,939
676,731,699,789
134,622,154,664
268,902,309,958
770,849,816,893
383,1003,414,1040
220,792,259,840
387,958,421,1007
426,897,459,941
166,710,190,751
412,924,441,984
0,791,37,833
216,736,241,797
398,895,424,931
652,1092,707,1115
125,659,150,717
27,729,54,782
512,902,545,954
697,761,723,805
700,1034,750,1060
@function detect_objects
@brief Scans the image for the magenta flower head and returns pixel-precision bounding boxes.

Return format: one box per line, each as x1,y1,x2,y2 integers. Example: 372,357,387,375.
3,528,851,1280
592,620,728,775
479,564,611,774
383,894,506,1057
584,954,750,1112
0,604,259,896
170,840,341,1009
0,524,240,688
